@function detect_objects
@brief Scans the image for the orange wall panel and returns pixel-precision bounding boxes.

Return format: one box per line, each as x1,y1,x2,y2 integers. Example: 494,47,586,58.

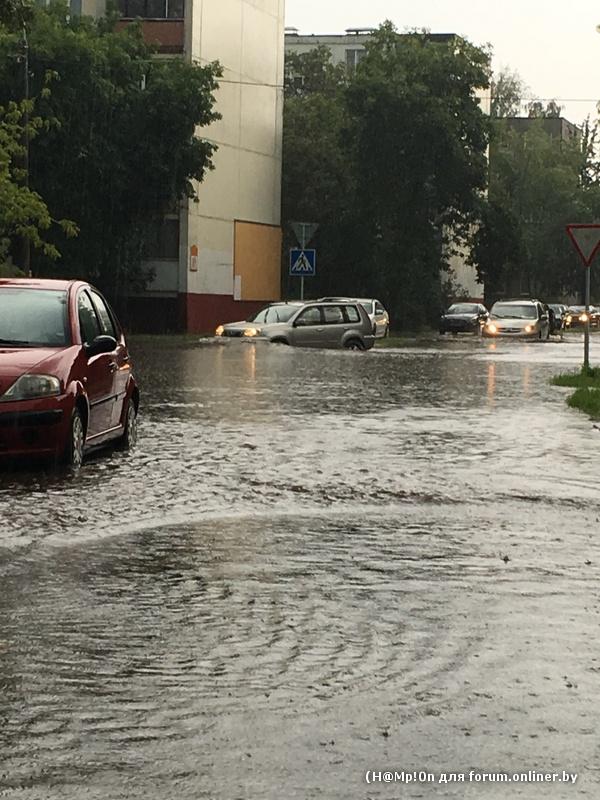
234,221,282,302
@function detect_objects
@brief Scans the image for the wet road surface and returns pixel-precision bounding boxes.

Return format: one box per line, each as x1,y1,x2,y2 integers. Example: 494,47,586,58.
2,334,600,798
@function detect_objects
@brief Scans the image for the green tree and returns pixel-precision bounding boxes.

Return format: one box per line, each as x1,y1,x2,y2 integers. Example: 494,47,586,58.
527,99,562,118
282,46,364,299
0,1,221,306
490,68,527,118
472,121,593,302
282,24,492,326
345,23,491,327
0,97,76,270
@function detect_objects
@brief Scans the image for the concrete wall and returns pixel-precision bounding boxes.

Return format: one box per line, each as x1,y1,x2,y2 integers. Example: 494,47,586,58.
80,0,284,331
183,0,285,329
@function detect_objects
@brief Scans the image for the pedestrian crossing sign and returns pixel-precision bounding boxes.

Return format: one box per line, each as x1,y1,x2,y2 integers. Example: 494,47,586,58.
289,248,316,276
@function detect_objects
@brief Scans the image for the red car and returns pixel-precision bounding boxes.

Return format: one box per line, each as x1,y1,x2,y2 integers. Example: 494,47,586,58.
0,278,139,468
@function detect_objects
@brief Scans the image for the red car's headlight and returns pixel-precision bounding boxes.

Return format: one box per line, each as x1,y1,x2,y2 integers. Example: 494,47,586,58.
0,374,61,402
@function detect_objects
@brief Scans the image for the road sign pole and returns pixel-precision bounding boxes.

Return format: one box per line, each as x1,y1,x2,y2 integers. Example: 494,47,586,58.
300,225,306,301
584,266,591,371
566,224,600,372
289,221,318,293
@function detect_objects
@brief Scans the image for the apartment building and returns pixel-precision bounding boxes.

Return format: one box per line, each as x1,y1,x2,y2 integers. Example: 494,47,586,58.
76,0,284,332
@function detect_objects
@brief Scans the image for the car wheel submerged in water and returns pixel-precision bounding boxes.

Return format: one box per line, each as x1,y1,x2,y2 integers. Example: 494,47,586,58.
117,401,138,451
64,409,85,470
345,338,365,351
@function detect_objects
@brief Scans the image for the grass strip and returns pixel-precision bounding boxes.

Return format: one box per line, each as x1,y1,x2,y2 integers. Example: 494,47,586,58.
551,366,600,389
567,387,600,419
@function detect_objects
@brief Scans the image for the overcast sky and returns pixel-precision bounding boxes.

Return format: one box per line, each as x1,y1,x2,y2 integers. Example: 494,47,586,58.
284,0,600,125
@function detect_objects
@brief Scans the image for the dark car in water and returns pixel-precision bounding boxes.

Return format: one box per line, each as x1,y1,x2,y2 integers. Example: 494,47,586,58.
439,303,488,335
564,305,600,329
0,278,139,468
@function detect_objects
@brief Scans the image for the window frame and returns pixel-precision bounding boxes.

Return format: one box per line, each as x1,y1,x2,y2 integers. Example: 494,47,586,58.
342,305,361,324
118,0,184,20
89,290,119,339
77,289,102,346
294,306,323,327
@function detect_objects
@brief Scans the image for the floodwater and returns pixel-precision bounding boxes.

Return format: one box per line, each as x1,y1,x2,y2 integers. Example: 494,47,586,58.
1,334,600,799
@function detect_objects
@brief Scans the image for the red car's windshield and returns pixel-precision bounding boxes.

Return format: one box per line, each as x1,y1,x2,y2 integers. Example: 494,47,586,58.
0,288,71,347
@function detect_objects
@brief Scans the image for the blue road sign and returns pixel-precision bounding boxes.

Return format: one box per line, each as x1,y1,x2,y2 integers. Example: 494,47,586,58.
289,248,316,277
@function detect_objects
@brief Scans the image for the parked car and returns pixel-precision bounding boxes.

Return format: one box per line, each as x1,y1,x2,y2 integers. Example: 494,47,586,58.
482,299,550,340
547,303,567,334
0,278,139,468
439,302,488,335
318,297,390,337
215,300,375,350
564,305,600,329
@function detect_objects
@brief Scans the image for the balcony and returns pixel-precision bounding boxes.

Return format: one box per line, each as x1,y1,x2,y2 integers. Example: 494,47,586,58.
116,0,185,54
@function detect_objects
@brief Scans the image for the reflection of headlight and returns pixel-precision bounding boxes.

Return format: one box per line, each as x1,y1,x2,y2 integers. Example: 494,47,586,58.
525,324,533,333
0,374,61,402
486,323,497,334
243,327,261,337
215,325,224,336
581,314,589,323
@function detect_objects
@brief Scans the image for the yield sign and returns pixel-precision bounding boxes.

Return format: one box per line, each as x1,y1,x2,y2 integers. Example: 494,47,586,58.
291,222,319,248
566,224,600,267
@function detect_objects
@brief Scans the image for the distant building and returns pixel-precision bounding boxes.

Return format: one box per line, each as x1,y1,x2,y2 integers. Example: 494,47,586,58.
285,28,456,71
285,28,489,303
503,116,580,142
71,0,285,332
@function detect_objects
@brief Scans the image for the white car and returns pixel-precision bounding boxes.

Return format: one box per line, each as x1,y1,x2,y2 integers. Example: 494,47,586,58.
483,300,550,339
319,297,390,337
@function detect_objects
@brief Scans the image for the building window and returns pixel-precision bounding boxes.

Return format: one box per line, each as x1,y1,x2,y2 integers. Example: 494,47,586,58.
119,0,184,19
345,48,365,71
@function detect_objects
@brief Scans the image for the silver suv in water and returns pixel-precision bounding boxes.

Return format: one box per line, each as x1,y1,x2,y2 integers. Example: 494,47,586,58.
215,301,375,350
319,297,390,337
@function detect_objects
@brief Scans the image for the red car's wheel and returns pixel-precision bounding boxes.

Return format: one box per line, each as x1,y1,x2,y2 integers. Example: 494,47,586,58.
117,400,138,451
63,409,85,470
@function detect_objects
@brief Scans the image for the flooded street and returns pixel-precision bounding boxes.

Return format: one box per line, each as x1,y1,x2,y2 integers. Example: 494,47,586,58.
2,334,600,798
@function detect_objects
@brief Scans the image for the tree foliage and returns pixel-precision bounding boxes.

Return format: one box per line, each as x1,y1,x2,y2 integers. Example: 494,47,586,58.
471,120,598,303
282,23,492,327
0,1,221,305
490,68,527,118
0,96,76,269
527,99,562,118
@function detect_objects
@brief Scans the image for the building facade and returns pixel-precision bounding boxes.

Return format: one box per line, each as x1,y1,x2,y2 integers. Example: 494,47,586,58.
78,0,285,332
285,28,489,303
